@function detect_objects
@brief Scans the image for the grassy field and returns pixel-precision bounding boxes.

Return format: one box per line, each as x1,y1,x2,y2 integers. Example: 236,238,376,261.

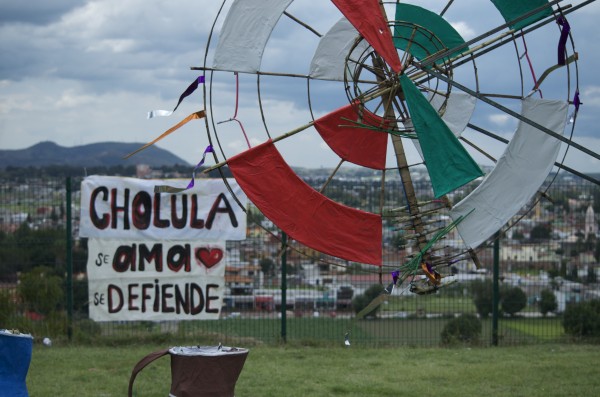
27,343,600,396
55,315,568,349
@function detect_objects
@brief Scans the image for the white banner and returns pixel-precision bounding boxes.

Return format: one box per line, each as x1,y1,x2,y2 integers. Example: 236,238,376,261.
87,239,226,321
79,176,247,241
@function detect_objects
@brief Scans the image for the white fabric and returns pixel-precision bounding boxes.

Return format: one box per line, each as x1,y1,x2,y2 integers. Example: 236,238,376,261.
450,98,568,249
212,0,293,73
86,239,227,322
309,18,370,81
412,92,477,160
430,92,476,136
147,110,173,119
79,176,247,241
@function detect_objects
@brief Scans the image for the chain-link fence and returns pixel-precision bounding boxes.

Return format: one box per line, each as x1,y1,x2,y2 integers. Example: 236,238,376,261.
1,174,599,346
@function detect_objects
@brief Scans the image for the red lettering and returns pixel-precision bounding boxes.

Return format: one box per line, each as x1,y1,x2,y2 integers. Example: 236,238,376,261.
138,243,163,272
132,191,152,229
108,285,123,313
113,244,136,272
88,187,240,232
167,244,191,272
111,188,130,229
190,283,204,315
175,284,190,314
141,283,153,313
153,193,170,228
171,195,187,229
205,284,220,313
161,284,175,313
190,194,205,229
90,186,109,229
128,284,139,311
206,193,238,229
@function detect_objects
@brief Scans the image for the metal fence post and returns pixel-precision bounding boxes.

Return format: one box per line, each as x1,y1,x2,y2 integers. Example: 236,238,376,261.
280,232,287,343
66,177,73,341
492,231,500,346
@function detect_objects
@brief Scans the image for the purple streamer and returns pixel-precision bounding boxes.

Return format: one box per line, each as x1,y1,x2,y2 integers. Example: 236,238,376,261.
173,76,205,112
425,262,434,274
557,16,570,66
574,90,581,111
391,270,400,285
185,145,215,189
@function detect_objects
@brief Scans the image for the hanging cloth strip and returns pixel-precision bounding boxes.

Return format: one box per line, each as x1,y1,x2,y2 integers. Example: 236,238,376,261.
331,0,402,73
450,98,568,249
124,110,206,159
228,139,383,265
399,74,484,198
313,103,389,169
147,76,205,119
557,16,571,65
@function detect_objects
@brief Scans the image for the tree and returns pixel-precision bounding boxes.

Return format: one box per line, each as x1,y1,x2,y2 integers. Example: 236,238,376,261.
563,300,600,338
18,266,64,315
501,286,527,316
539,289,557,316
470,279,493,318
440,314,482,345
0,290,16,324
530,223,552,240
586,266,597,284
352,284,383,318
390,233,406,250
259,258,276,276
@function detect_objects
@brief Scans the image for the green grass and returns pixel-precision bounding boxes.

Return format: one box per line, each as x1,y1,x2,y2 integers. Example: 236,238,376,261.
27,344,600,396
502,318,565,340
384,293,477,315
68,315,568,347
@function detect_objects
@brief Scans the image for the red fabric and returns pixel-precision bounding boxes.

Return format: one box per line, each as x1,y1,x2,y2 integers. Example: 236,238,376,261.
331,0,402,73
314,104,388,170
228,140,382,265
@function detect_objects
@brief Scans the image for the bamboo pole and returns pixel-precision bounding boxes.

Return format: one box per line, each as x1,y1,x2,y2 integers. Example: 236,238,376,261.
202,120,315,173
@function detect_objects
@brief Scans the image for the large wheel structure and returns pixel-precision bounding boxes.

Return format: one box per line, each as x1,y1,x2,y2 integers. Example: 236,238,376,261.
192,0,595,293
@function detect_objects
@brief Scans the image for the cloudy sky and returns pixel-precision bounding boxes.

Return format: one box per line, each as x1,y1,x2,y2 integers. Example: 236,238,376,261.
1,0,599,175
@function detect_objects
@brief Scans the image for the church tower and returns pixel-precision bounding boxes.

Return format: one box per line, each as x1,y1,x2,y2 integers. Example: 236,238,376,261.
585,202,597,239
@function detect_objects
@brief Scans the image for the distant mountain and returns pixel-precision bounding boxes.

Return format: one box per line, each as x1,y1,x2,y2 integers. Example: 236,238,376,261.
0,141,190,168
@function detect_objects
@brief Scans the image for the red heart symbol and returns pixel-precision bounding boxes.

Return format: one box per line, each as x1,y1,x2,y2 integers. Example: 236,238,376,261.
195,248,224,269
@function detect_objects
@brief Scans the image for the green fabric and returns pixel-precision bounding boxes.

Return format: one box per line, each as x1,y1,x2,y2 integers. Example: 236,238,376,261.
491,0,553,31
394,4,468,64
399,75,484,198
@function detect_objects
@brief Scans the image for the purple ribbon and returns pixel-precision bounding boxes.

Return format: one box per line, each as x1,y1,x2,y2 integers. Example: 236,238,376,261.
573,89,581,111
425,262,434,274
185,145,214,189
557,16,570,66
391,270,400,285
173,76,205,112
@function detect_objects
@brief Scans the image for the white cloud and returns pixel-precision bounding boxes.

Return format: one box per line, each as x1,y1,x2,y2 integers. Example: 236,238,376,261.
488,114,512,126
451,21,476,40
582,85,600,107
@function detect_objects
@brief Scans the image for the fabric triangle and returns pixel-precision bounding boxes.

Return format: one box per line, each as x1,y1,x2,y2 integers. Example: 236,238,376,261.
331,0,402,73
314,103,389,169
399,75,483,198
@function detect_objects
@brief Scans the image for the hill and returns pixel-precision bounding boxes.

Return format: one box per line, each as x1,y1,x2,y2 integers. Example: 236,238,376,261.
0,141,190,168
